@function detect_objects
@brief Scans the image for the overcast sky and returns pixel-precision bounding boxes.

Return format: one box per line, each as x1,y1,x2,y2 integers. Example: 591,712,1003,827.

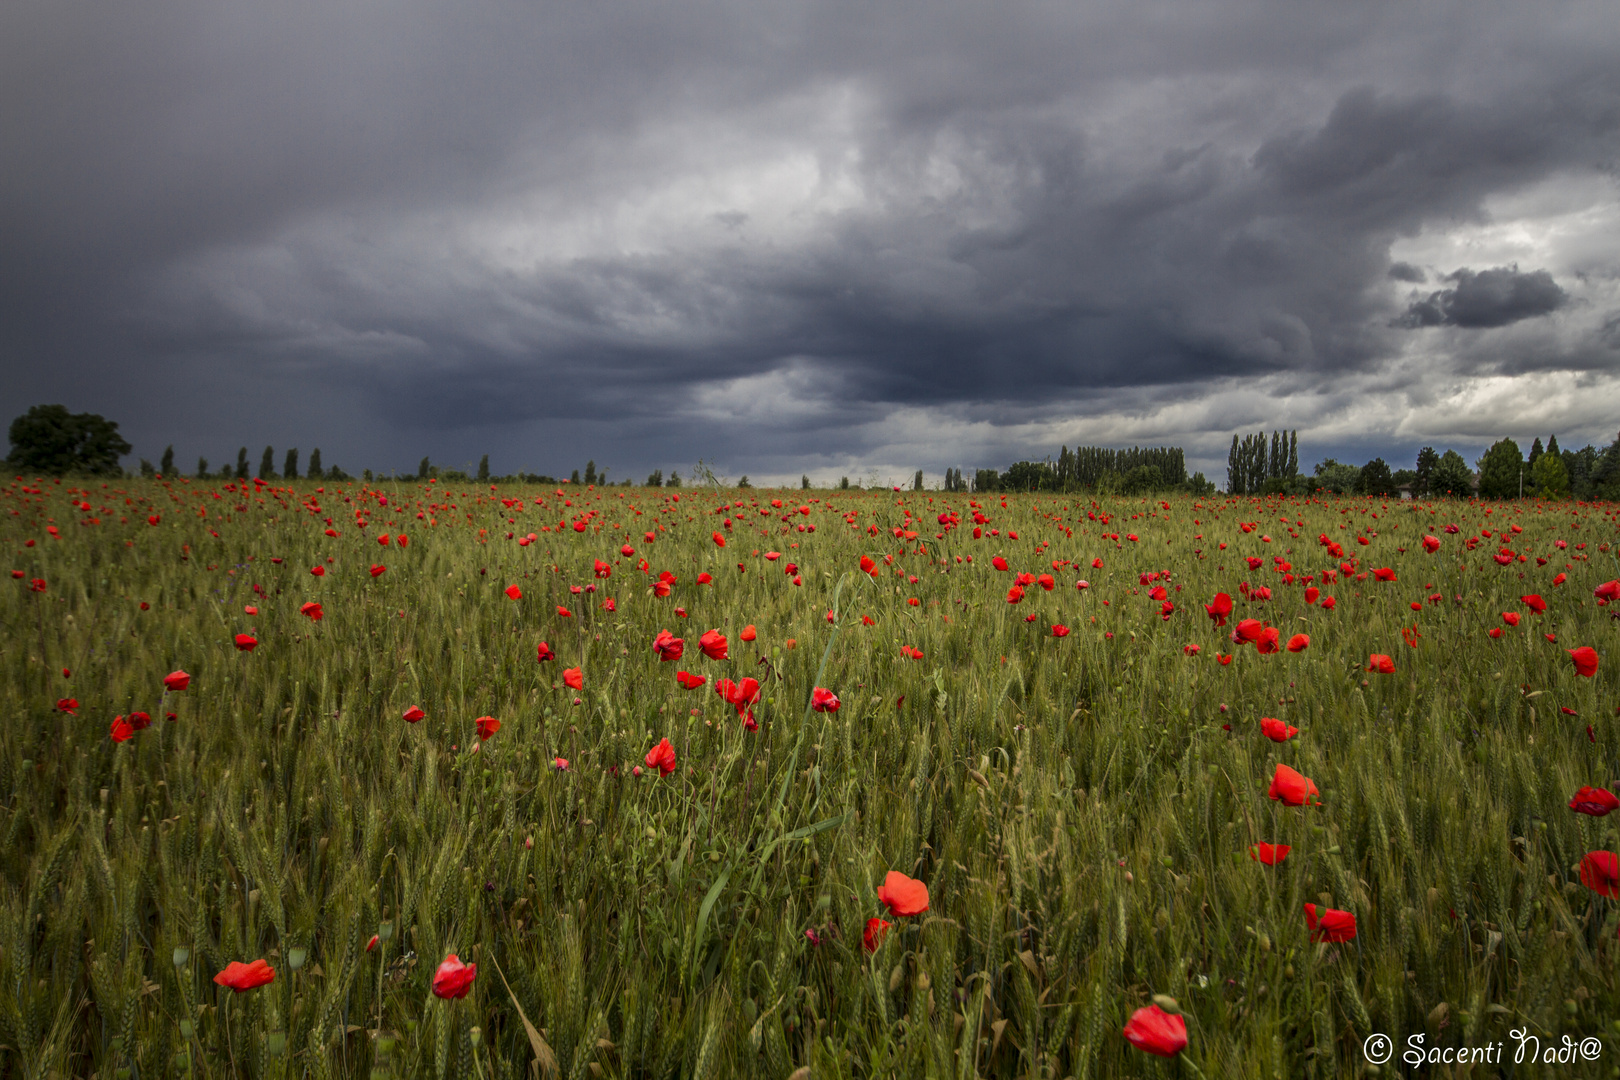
3,0,1617,486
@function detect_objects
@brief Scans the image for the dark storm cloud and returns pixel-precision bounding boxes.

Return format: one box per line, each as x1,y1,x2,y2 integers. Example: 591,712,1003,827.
2,0,1618,480
1388,262,1426,283
1397,266,1571,328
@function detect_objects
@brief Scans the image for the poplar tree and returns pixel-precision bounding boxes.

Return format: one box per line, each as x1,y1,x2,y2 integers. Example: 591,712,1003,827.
258,446,275,479
308,448,322,478
283,448,299,479
160,446,175,476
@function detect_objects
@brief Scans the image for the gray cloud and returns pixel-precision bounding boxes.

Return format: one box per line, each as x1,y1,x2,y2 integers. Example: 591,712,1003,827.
1398,266,1571,328
2,0,1618,482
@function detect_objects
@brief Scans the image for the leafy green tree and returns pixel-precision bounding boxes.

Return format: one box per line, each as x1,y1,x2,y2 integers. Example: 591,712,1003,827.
283,448,298,479
1356,458,1396,496
1413,447,1438,497
477,455,490,482
1476,438,1524,498
1527,437,1544,473
1391,468,1417,491
420,457,432,481
1312,459,1361,494
667,471,680,488
584,461,597,486
196,456,209,478
646,469,663,487
801,474,811,490
913,469,924,491
160,446,175,477
1000,461,1055,491
5,404,132,475
308,449,322,478
235,448,250,480
1531,449,1570,497
1430,450,1473,496
839,476,850,490
139,458,156,478
570,469,581,484
259,446,275,480
737,475,751,488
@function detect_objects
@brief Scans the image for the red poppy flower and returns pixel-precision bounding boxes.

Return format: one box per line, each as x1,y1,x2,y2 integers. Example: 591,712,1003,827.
164,670,191,692
877,871,929,916
724,677,761,710
1596,581,1620,602
1217,653,1232,665
300,602,323,621
310,566,324,577
1304,586,1319,604
740,625,756,642
403,705,425,723
57,697,79,714
1286,633,1309,653
244,604,259,615
712,531,726,548
553,757,569,770
370,565,386,578
1249,842,1290,865
1580,851,1620,898
475,716,500,740
505,584,522,600
699,629,728,660
556,606,572,618
857,554,880,579
1122,1004,1187,1058
653,630,684,662
1260,718,1298,742
1204,593,1232,626
377,533,391,546
676,670,706,689
1233,618,1264,644
214,959,277,993
563,667,583,690
645,737,677,776
811,687,840,712
1050,624,1071,638
991,555,1010,571
1321,596,1336,610
109,717,134,742
1255,627,1281,654
697,572,712,584
431,954,476,999
900,645,924,660
863,917,891,953
234,634,258,652
1367,654,1395,674
1521,594,1546,613
537,641,555,662
1569,647,1599,678
1304,903,1356,942
1268,763,1320,806
1037,574,1055,591
1570,787,1620,816
127,711,152,731
594,559,612,579
1422,535,1441,553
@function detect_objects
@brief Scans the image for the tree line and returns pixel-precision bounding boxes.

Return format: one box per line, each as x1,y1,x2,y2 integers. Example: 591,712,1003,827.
10,404,1620,499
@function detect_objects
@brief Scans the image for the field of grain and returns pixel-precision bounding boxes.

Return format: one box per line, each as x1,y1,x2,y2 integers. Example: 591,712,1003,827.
2,476,1616,1078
